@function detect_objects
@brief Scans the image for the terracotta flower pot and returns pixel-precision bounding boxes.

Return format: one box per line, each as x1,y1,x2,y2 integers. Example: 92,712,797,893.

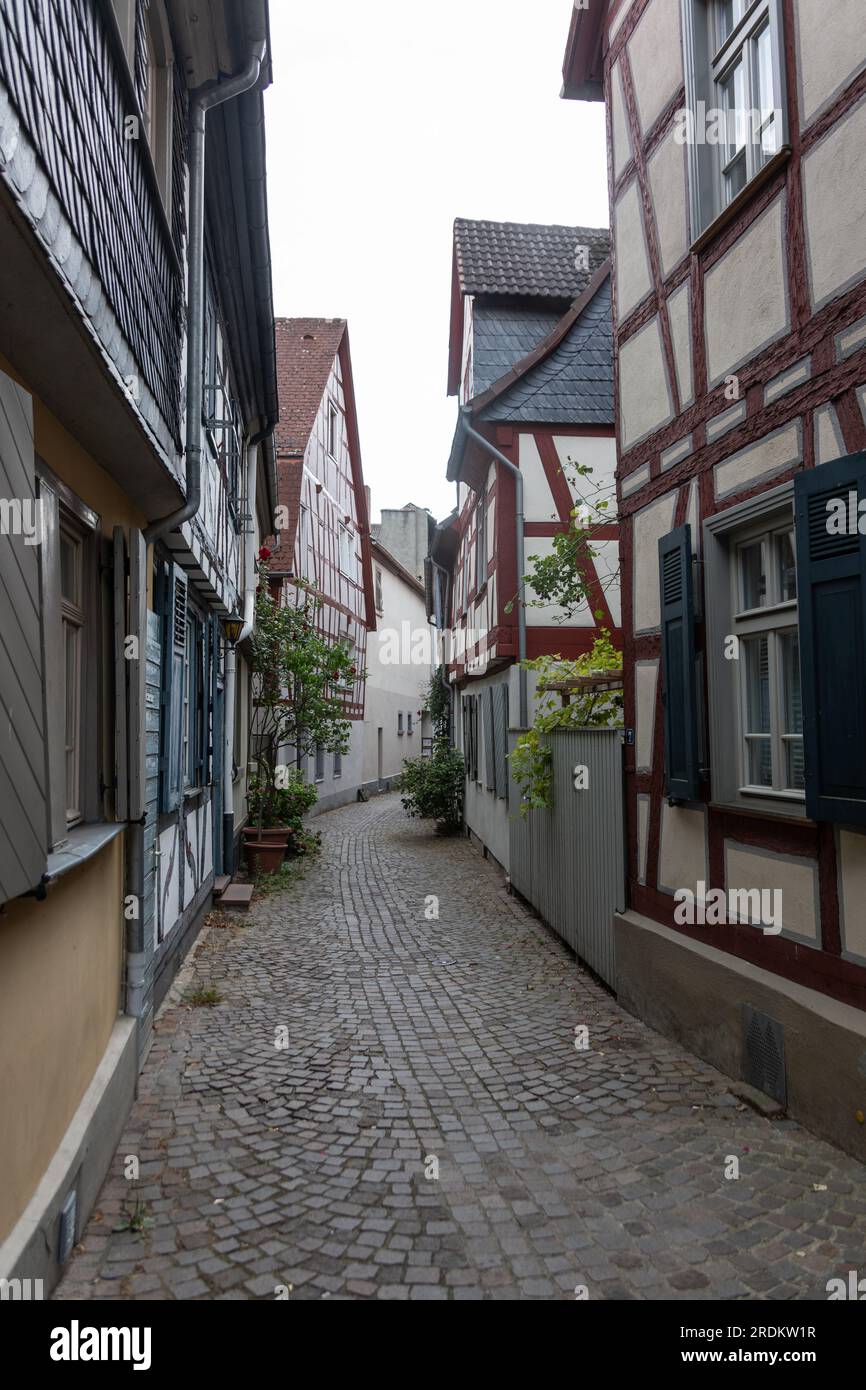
243,826,290,846
244,837,288,876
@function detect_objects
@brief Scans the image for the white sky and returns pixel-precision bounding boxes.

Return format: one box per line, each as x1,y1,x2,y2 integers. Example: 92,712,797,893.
264,0,610,525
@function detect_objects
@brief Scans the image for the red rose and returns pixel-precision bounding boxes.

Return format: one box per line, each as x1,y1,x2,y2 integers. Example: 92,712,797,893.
258,546,272,561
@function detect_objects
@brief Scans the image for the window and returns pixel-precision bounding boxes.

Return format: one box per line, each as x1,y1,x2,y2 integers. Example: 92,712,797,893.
733,526,803,795
339,525,354,577
333,749,342,778
203,272,241,513
36,465,101,847
704,482,806,816
60,521,85,826
407,711,414,735
682,0,788,238
327,400,340,458
474,496,487,592
315,744,325,782
142,2,173,208
398,711,404,735
375,566,384,614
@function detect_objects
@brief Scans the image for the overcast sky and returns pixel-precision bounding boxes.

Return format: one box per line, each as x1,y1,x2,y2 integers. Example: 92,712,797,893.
264,0,610,524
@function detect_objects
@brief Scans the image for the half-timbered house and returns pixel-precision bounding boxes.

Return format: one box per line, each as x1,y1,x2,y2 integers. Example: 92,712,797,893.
563,0,866,1157
440,218,620,870
0,0,276,1289
269,318,376,812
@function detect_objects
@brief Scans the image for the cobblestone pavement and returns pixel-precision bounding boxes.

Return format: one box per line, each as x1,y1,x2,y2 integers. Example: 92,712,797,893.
56,794,866,1301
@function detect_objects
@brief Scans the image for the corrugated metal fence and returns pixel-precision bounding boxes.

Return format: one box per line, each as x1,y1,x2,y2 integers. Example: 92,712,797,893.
509,728,625,989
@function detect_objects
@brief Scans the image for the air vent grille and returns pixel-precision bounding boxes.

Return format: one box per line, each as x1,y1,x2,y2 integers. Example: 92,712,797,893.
742,1005,786,1105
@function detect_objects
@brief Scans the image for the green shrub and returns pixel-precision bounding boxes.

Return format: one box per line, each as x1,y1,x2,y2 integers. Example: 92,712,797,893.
400,742,465,834
247,769,317,830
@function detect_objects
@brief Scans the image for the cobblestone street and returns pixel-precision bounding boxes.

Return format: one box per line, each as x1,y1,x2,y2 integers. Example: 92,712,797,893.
57,795,866,1302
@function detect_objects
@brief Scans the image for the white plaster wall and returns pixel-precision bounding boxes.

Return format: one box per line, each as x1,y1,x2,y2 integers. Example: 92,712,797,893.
814,404,846,465
611,61,632,181
554,434,618,516
839,829,866,961
619,316,674,449
725,844,819,942
796,0,866,126
714,420,802,500
518,432,557,521
637,794,650,884
615,180,652,320
363,563,434,787
308,719,365,814
628,0,683,134
525,536,593,626
667,280,693,407
592,539,622,627
803,98,866,311
658,803,707,894
635,660,658,771
704,197,789,385
648,127,689,277
632,489,677,633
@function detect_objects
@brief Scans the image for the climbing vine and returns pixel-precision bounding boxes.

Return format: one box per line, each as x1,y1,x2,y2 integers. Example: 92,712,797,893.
510,631,624,816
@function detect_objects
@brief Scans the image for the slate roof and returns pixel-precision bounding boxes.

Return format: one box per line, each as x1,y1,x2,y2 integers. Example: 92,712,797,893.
275,317,346,456
479,277,613,426
472,305,563,396
454,218,610,300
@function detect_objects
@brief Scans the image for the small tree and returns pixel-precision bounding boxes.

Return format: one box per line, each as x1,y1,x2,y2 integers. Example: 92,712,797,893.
249,555,356,832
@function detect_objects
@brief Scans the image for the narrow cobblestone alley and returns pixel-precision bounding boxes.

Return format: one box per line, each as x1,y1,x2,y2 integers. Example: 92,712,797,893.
57,796,866,1302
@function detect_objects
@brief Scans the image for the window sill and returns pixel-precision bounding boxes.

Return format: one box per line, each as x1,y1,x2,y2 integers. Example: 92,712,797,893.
708,796,810,824
44,822,126,884
690,146,791,257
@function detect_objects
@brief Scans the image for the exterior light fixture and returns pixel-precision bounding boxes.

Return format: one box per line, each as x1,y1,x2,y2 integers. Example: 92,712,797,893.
223,612,244,646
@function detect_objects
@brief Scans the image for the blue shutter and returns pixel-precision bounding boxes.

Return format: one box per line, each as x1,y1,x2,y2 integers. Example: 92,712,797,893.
658,525,700,802
795,451,866,826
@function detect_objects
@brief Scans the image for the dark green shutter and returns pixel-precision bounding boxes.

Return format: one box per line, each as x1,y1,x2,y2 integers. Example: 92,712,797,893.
794,451,866,826
658,525,700,802
484,686,495,790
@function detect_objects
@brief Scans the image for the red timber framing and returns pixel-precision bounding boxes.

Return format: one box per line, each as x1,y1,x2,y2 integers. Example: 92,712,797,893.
566,0,866,1009
270,320,375,722
446,419,621,683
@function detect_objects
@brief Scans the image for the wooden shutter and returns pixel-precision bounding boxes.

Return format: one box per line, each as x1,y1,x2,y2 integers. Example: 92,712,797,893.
158,563,188,812
494,682,508,800
658,525,700,802
113,527,129,822
795,451,866,825
484,686,495,790
0,373,48,903
128,530,147,822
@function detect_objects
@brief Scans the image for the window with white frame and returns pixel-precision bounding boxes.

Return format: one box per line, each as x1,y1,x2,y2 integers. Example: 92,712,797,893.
732,523,803,795
407,711,414,735
333,748,342,778
315,743,325,782
704,485,805,814
682,0,788,238
398,711,404,735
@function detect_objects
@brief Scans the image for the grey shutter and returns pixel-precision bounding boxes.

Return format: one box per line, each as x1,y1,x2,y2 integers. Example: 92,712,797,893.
0,373,47,903
128,530,147,822
658,525,700,802
113,528,129,821
38,479,65,846
484,686,495,790
158,563,188,812
795,451,866,825
494,683,508,800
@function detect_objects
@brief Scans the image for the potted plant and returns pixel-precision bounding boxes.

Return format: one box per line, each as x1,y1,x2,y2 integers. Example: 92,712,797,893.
244,555,354,875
